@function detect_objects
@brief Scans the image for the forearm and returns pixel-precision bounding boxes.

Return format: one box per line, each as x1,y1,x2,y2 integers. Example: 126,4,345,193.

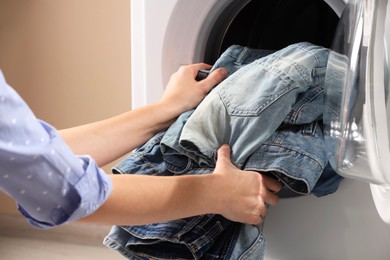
81,173,217,225
59,64,226,167
59,101,180,166
80,145,282,226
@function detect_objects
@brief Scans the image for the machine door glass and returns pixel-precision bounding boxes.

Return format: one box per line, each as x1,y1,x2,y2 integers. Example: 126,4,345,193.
324,0,390,186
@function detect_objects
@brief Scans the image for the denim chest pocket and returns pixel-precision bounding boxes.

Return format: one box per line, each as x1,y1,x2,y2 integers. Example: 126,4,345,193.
218,65,297,117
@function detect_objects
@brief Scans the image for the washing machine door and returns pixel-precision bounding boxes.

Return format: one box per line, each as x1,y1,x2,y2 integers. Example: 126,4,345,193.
324,0,390,222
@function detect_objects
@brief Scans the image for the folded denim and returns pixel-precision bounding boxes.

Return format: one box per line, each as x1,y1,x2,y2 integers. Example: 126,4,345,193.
104,221,242,260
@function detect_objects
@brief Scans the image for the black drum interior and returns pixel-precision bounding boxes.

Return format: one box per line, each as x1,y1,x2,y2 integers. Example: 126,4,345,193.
204,0,340,64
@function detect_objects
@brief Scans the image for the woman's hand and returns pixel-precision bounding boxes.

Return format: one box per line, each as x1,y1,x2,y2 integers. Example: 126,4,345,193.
159,63,227,116
61,64,226,166
211,145,282,225
81,144,281,226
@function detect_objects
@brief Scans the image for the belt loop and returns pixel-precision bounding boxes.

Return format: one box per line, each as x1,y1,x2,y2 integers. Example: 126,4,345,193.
235,47,250,65
301,121,318,136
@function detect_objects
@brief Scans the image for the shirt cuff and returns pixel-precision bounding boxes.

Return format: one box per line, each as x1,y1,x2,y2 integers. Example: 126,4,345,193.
18,156,112,229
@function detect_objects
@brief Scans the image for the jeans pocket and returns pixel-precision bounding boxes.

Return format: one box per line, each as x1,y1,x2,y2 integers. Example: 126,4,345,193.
218,63,297,117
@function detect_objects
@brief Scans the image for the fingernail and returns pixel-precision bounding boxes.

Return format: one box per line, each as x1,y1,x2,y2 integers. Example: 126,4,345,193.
219,68,227,77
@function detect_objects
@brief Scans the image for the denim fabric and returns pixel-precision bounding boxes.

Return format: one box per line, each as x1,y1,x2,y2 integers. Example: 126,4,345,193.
212,45,275,77
160,46,275,166
229,223,266,259
162,43,342,195
312,163,344,197
104,223,241,260
104,43,344,259
104,132,242,259
245,121,327,194
162,110,338,196
179,42,329,167
119,215,239,260
105,133,270,259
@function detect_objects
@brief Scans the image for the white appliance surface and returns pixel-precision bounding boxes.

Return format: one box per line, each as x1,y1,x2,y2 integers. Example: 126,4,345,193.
131,0,390,259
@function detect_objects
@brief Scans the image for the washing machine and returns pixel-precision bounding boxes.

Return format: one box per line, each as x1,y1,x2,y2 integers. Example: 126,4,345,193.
130,0,390,259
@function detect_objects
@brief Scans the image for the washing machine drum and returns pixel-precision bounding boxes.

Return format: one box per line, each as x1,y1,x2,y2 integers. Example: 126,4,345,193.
203,0,390,187
204,0,340,64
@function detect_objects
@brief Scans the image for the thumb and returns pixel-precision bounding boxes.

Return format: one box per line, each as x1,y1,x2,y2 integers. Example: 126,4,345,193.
215,144,232,168
201,68,227,93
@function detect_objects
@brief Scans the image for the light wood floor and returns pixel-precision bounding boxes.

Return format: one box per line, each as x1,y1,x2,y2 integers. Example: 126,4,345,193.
0,214,124,260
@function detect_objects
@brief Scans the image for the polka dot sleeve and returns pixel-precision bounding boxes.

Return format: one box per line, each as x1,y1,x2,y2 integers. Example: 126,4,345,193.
0,71,112,229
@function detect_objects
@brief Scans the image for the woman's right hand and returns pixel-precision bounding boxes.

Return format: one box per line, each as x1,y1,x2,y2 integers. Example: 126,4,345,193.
210,145,282,225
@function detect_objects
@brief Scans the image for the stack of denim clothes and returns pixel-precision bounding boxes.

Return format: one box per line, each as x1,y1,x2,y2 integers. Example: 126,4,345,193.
103,42,343,259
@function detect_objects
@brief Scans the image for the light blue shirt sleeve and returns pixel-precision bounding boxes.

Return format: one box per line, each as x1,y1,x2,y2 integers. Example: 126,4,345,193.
0,70,112,229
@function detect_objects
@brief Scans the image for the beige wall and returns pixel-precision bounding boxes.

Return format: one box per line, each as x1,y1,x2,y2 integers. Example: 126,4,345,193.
0,0,131,214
